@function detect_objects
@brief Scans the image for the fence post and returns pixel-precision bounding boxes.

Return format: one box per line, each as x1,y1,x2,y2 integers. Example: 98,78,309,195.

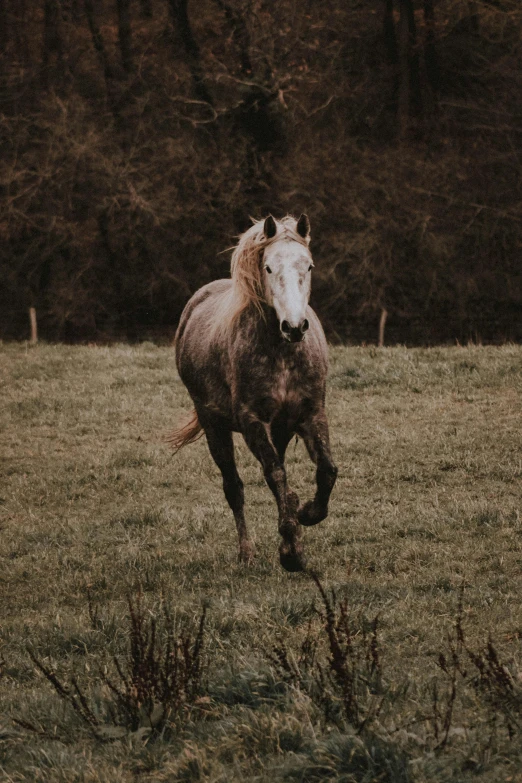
29,307,38,343
378,308,388,347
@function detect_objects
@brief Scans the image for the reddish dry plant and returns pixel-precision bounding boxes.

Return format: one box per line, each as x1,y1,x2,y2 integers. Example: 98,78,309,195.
18,593,207,740
434,585,522,747
270,572,384,733
431,587,467,749
104,593,207,731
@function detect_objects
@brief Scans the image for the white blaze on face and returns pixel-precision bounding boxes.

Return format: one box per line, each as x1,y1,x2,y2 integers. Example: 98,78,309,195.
263,241,313,339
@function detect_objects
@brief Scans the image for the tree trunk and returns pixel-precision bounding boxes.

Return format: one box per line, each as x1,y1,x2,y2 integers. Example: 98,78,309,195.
423,0,439,94
168,0,213,104
84,0,114,85
215,0,286,156
397,0,421,137
42,0,63,86
69,0,81,21
213,0,252,75
383,0,398,65
0,0,8,53
116,0,133,73
468,1,480,33
139,0,152,18
16,0,30,65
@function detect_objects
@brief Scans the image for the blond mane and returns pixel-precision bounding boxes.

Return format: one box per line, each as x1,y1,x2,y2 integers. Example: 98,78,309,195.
210,215,310,342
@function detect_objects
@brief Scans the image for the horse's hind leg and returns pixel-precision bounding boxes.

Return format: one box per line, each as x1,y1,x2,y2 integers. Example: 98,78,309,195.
297,410,338,527
203,423,255,564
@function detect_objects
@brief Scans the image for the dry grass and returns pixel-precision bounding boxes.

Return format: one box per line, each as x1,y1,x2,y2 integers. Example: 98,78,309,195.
1,342,522,781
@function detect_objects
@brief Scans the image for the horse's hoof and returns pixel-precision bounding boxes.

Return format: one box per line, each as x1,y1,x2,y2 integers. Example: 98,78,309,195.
279,544,307,572
298,500,327,527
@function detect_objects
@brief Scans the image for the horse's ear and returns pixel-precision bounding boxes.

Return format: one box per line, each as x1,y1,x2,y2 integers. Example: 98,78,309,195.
296,213,311,238
263,215,277,239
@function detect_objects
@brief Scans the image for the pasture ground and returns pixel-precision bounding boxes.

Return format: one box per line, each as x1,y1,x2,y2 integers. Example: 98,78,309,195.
1,342,521,782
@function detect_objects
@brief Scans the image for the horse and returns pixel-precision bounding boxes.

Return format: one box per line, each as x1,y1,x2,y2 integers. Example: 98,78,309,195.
171,214,337,572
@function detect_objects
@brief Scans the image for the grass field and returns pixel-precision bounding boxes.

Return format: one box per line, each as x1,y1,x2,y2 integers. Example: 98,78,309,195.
1,342,522,782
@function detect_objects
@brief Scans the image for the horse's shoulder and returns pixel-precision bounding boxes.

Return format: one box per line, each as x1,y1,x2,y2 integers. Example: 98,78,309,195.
176,280,231,338
190,279,232,306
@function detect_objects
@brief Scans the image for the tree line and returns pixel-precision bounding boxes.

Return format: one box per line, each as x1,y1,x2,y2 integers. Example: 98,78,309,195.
1,0,521,344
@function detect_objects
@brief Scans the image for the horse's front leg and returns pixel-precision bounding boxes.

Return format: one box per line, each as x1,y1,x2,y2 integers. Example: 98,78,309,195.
240,412,305,572
297,409,338,527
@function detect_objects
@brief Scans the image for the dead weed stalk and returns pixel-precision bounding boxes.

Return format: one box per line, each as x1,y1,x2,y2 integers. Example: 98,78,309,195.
19,592,208,740
433,584,522,747
270,572,385,733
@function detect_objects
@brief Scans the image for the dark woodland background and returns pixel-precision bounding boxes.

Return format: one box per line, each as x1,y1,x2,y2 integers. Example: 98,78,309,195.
1,0,521,344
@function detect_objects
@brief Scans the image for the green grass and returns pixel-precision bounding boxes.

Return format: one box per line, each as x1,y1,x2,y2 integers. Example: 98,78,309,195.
1,342,522,781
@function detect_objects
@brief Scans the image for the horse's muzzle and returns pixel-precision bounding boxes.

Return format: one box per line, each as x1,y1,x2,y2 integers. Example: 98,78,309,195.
281,319,309,343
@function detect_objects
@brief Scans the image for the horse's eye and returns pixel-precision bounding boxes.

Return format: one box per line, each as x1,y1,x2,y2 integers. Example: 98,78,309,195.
265,266,272,274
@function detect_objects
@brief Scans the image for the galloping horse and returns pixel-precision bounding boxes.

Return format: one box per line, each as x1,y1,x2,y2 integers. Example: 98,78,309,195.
172,214,337,572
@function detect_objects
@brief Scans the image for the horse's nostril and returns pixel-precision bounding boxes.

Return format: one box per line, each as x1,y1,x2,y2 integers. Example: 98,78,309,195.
281,320,291,334
301,319,309,333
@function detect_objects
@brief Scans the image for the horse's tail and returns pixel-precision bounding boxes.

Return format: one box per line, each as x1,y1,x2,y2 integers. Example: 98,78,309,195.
166,409,203,453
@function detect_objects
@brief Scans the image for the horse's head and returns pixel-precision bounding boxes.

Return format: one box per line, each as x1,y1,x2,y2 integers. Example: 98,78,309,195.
261,214,313,343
